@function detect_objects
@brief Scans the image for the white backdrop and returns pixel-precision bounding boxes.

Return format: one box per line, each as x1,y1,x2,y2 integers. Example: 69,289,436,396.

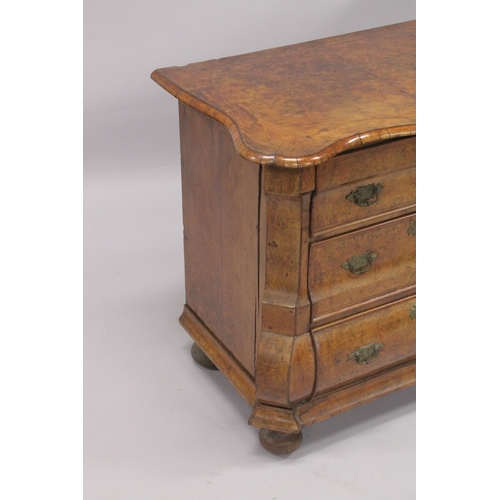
84,2,416,499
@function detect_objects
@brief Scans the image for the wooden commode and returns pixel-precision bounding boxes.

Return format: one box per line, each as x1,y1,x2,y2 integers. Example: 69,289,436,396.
152,20,416,455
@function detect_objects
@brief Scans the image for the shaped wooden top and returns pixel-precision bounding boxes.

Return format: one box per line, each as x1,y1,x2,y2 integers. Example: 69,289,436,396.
152,21,415,168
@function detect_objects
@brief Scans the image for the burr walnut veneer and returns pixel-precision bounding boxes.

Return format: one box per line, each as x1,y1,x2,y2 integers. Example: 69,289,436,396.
152,20,416,454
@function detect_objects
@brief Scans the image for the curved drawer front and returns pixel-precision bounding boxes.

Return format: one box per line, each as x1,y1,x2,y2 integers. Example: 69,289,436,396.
312,137,415,238
312,296,416,394
311,166,415,237
316,137,416,191
309,214,416,323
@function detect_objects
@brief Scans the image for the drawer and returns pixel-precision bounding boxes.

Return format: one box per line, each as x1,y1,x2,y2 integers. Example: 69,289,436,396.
312,295,416,394
312,137,416,238
309,213,416,323
311,166,415,237
316,137,416,191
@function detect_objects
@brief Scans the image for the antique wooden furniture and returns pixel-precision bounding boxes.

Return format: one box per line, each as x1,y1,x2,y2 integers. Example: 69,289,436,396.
152,20,416,455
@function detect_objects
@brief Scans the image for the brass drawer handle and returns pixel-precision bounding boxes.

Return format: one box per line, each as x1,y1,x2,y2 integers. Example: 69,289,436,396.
342,251,378,275
349,342,384,364
409,304,416,319
346,183,384,207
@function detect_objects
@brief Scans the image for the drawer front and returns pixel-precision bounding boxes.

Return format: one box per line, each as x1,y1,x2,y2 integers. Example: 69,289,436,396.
311,166,415,237
312,296,416,394
309,214,416,323
316,137,416,191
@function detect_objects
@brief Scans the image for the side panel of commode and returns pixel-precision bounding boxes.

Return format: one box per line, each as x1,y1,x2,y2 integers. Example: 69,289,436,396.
178,102,260,378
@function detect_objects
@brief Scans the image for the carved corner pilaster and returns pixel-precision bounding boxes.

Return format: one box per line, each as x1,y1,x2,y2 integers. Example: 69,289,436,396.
255,165,316,409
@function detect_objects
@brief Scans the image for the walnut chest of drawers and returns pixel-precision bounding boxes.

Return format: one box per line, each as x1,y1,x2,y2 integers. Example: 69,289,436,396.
152,20,416,454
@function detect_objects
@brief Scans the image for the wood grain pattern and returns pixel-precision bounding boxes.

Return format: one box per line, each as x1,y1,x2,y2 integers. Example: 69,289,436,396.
316,137,416,191
152,21,415,167
264,165,315,196
288,333,316,404
256,164,316,407
254,330,316,407
261,190,312,336
296,360,415,428
255,331,294,406
249,360,416,432
180,103,260,375
312,166,415,237
312,296,416,394
155,22,416,451
248,404,301,434
309,213,416,322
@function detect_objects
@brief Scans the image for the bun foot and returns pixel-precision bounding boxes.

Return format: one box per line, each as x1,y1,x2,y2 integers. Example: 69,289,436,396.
190,342,218,370
258,428,303,455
